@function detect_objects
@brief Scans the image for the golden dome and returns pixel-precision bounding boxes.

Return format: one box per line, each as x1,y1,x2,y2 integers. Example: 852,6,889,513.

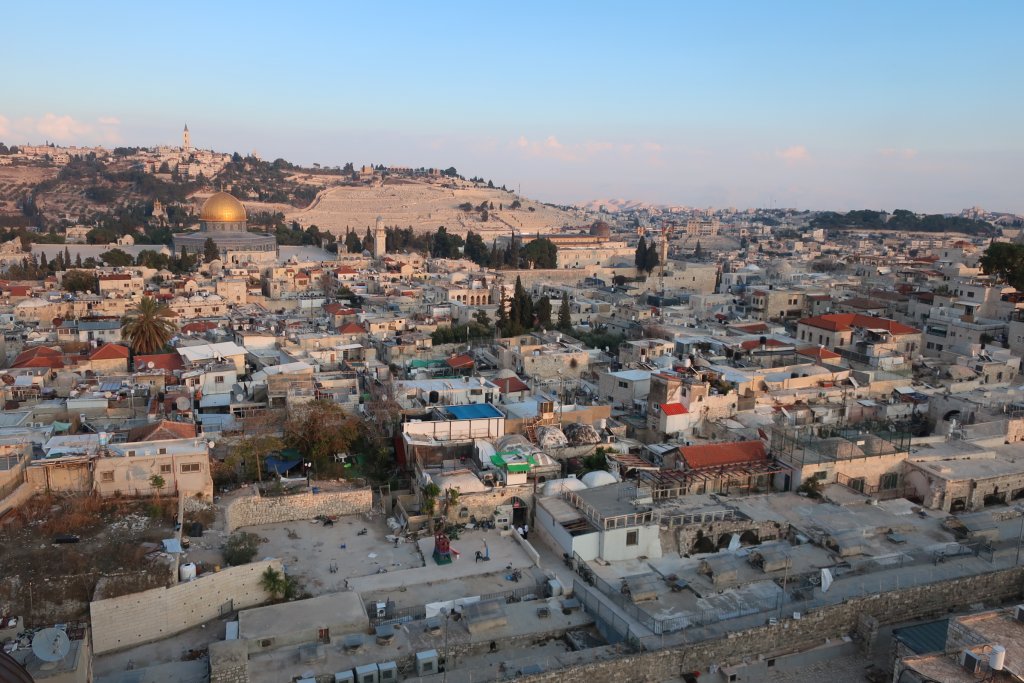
200,192,247,222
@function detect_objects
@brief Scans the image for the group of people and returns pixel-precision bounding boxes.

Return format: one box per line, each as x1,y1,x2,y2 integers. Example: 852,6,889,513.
516,524,529,540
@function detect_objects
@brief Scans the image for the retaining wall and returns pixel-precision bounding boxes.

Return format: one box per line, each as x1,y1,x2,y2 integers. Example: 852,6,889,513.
225,487,372,531
517,566,1024,683
90,559,283,654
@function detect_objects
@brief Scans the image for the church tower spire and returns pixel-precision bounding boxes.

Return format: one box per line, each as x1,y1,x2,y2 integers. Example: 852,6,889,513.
183,124,191,155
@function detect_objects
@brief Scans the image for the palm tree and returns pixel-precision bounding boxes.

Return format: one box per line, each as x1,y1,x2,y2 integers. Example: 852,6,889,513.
121,296,176,354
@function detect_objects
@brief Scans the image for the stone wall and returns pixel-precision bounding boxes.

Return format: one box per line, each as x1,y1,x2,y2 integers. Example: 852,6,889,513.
209,640,250,683
0,482,33,515
224,487,373,532
516,567,1024,683
90,559,283,654
660,518,786,556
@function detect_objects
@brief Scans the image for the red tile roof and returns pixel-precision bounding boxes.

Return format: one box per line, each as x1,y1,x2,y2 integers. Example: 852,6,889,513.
181,321,218,334
446,354,475,369
678,441,767,470
660,403,688,416
795,346,841,361
494,376,529,394
127,419,197,442
89,343,130,361
797,313,919,335
11,346,64,370
338,322,366,334
740,338,788,351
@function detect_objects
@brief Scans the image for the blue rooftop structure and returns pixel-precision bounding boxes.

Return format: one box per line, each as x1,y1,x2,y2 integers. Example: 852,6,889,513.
445,404,504,420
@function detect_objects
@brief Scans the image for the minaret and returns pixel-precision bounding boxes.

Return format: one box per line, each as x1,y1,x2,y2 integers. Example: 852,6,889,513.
183,124,191,155
372,216,387,259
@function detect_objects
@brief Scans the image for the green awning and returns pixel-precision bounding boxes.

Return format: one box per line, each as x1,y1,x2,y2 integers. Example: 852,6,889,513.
491,452,535,473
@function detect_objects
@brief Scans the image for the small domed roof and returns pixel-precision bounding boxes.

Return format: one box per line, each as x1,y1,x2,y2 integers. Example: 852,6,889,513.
541,477,588,497
590,221,611,238
200,192,246,222
581,470,617,488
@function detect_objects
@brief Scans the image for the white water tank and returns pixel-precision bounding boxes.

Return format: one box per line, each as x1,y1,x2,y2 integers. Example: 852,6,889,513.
990,644,1006,671
179,563,197,581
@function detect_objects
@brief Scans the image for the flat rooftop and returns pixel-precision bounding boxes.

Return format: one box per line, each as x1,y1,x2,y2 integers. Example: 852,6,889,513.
238,591,368,641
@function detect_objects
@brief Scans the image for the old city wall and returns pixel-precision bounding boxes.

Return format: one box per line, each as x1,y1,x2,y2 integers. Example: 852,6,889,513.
224,488,373,532
90,559,283,654
660,518,786,556
516,567,1024,683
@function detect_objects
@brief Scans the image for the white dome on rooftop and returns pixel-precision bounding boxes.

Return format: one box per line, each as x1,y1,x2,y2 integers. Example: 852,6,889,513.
581,470,617,488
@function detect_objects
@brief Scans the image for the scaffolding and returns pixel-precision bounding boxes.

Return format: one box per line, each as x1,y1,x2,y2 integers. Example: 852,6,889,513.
772,418,913,469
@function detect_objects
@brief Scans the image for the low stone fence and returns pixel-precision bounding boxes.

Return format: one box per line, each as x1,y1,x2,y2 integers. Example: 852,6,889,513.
225,487,372,532
90,559,283,654
0,482,33,516
518,566,1024,683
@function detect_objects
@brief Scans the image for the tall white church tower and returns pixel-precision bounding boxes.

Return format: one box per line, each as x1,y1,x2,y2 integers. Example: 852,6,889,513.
183,124,191,155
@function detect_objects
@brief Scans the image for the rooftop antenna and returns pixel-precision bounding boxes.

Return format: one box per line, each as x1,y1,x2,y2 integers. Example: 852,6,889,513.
32,628,71,668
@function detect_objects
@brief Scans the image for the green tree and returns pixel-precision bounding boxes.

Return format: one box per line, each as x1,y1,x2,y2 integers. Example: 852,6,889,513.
980,242,1024,290
464,230,488,265
473,309,492,328
694,240,704,259
557,292,572,331
224,532,261,565
62,269,96,293
345,230,363,253
149,474,166,500
203,237,220,263
284,400,361,474
121,296,177,354
634,236,647,271
227,434,283,482
535,296,553,329
643,240,660,273
99,248,133,267
522,237,558,269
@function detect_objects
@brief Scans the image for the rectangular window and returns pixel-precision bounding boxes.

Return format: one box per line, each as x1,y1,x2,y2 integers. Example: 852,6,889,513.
626,530,639,546
880,473,898,490
160,464,172,473
127,450,136,457
158,447,167,455
618,381,628,389
214,376,225,384
181,463,201,473
100,471,114,482
814,471,827,481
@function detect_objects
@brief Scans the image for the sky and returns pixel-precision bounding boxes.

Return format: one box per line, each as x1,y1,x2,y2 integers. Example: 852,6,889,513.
2,1,1022,213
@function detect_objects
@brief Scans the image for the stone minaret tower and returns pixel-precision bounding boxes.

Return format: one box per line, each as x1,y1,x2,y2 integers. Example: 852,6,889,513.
183,124,191,155
372,216,387,259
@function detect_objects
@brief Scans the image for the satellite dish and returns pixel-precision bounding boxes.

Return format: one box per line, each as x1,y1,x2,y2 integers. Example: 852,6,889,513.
175,396,191,411
147,361,156,369
32,628,70,664
207,441,216,449
234,393,244,402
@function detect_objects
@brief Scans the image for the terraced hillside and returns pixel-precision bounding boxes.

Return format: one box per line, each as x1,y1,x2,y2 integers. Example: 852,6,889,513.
286,178,590,238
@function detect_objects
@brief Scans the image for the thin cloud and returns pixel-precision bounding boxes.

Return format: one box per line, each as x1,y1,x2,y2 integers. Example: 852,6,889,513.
35,113,92,141
776,144,811,164
1,112,122,145
513,135,664,164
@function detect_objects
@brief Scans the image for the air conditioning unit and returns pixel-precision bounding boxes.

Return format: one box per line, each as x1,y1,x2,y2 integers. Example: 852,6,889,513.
374,601,387,618
961,649,982,674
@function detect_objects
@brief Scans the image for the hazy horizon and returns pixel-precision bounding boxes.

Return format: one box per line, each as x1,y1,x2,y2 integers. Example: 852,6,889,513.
2,1,1021,215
